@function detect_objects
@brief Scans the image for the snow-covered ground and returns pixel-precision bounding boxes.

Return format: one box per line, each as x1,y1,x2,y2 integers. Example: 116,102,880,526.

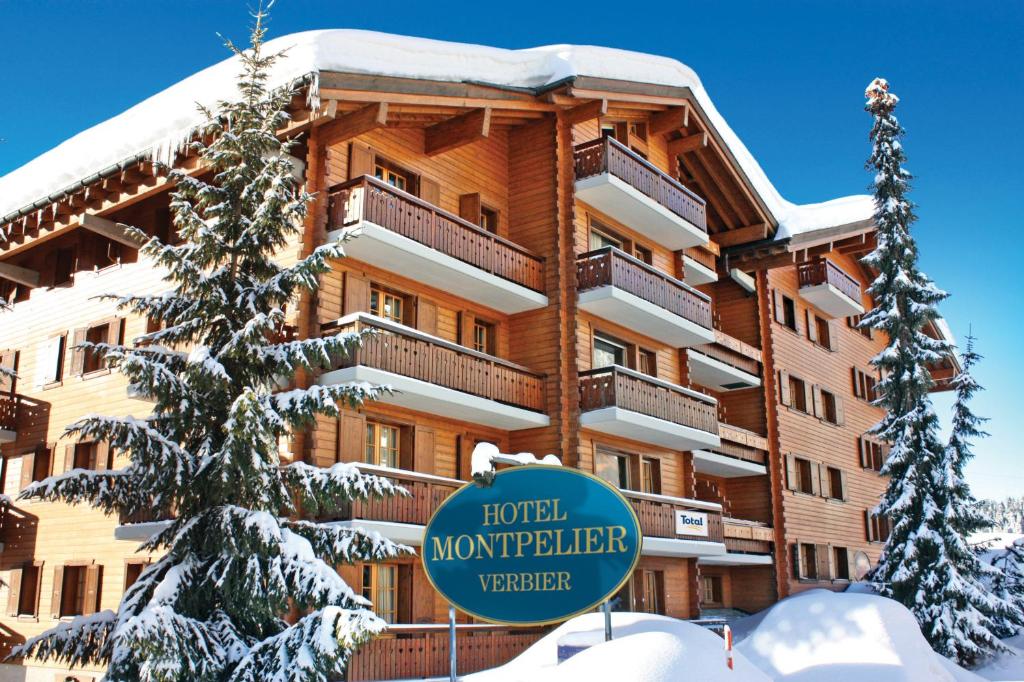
457,589,1022,682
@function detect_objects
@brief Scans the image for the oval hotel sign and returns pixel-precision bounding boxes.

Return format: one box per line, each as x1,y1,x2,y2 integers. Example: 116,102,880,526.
422,466,642,626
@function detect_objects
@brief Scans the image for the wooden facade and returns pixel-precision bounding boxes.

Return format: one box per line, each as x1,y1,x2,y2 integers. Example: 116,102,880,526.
0,47,957,681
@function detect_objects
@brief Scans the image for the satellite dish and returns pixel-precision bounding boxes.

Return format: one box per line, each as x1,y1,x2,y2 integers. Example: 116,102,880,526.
854,551,872,581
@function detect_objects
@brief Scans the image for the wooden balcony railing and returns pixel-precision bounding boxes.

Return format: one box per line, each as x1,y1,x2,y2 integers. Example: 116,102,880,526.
578,366,719,435
715,424,769,466
797,259,861,304
723,518,773,554
347,624,544,681
323,465,462,525
683,245,717,272
328,175,545,293
621,490,724,543
323,314,546,413
574,136,708,231
577,247,713,330
0,392,19,433
693,330,762,377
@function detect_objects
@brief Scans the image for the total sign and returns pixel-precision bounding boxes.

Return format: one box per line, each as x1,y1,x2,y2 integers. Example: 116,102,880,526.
675,509,709,537
422,466,642,626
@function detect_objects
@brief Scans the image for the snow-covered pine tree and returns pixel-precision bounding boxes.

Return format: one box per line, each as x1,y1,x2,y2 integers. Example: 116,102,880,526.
863,78,1008,666
990,538,1024,638
12,11,410,681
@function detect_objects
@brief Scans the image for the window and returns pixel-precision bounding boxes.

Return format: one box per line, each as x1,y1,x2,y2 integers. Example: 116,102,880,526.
58,565,101,618
796,457,814,494
72,442,110,471
83,324,108,374
701,575,723,605
853,368,879,402
124,562,146,591
860,436,888,472
848,314,873,339
633,245,653,265
789,375,808,412
799,543,818,580
636,570,663,614
7,562,42,617
369,286,407,324
365,421,399,468
638,349,657,378
825,466,846,501
808,313,833,349
362,564,397,624
593,333,626,368
774,291,798,332
374,159,414,192
53,247,77,286
595,450,629,489
472,319,495,355
71,319,121,377
819,388,840,425
31,447,52,483
866,511,892,543
786,454,818,496
640,457,661,495
833,547,851,581
589,227,623,251
479,205,499,234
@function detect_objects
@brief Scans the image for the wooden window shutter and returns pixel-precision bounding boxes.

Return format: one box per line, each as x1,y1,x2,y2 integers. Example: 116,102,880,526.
825,544,836,581
397,564,413,624
348,142,374,180
7,567,22,616
419,177,441,207
817,464,830,498
778,371,791,406
852,368,863,399
343,272,370,316
785,454,798,491
0,349,17,393
414,426,436,474
803,381,814,415
83,565,101,616
94,441,111,471
459,312,476,349
859,437,870,469
773,290,786,324
806,310,818,343
865,510,876,542
839,469,849,501
792,542,804,579
62,444,75,474
107,318,123,346
809,462,821,496
827,322,839,351
814,544,830,580
793,303,804,335
459,193,483,225
19,450,35,490
337,411,367,464
834,396,845,426
811,385,823,418
398,427,414,470
70,328,88,376
416,299,438,336
50,566,64,619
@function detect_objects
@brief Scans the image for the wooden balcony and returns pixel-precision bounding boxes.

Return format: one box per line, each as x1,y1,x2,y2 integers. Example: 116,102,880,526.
0,392,19,443
797,259,864,318
722,519,774,555
693,422,769,479
574,137,708,250
323,466,461,530
622,490,724,543
327,176,547,314
319,314,549,431
578,366,720,451
347,624,544,681
577,247,714,348
689,330,762,392
682,246,718,285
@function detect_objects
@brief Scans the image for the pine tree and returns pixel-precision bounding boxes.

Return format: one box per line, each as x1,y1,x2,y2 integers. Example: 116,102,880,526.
12,11,409,681
862,78,1009,667
990,539,1024,638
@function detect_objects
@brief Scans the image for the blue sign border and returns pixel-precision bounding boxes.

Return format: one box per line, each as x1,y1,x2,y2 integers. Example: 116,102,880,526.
420,466,642,626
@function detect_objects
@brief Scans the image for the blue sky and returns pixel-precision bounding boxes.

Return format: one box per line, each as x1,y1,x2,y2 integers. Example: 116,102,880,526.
1,1,1020,499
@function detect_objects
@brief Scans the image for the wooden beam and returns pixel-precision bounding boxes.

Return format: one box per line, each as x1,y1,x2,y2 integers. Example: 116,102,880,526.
320,102,388,146
0,261,40,288
563,99,607,126
81,214,148,248
649,105,689,134
424,108,491,156
668,132,708,157
678,155,739,231
714,223,769,248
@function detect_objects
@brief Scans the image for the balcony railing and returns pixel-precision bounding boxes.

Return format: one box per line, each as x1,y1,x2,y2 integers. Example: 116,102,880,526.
579,366,719,435
797,259,861,304
574,137,708,231
328,175,545,293
322,314,546,413
347,624,544,681
693,330,762,377
621,490,724,543
723,518,773,554
323,465,462,525
0,392,19,433
715,424,769,466
577,247,713,330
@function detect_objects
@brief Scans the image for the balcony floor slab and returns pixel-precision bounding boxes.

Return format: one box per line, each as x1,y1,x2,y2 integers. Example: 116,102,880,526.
799,282,865,318
581,406,721,451
683,254,718,285
578,286,715,348
688,350,761,391
698,552,774,566
642,536,727,558
319,365,551,431
328,222,548,314
692,450,767,478
575,174,708,250
0,429,15,444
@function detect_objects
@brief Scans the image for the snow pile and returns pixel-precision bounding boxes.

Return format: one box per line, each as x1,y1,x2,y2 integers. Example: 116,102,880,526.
0,30,872,239
735,589,985,682
466,612,770,682
976,633,1024,681
469,442,561,479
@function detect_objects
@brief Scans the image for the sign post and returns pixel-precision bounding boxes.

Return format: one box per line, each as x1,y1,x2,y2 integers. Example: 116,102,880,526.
603,600,612,642
448,604,457,682
422,466,642,627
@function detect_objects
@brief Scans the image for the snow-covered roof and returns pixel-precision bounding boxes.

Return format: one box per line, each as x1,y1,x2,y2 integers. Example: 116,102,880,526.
0,30,873,240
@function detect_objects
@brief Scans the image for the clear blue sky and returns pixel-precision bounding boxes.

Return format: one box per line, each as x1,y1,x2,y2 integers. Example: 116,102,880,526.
1,1,1020,499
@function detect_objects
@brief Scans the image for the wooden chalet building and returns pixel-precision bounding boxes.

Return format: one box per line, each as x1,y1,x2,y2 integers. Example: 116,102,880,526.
0,32,958,681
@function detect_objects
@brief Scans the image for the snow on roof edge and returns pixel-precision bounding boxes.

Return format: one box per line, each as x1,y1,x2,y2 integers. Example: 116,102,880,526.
0,29,873,240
